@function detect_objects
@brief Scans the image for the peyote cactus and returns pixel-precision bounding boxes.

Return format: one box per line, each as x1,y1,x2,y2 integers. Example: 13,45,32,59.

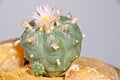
20,4,83,77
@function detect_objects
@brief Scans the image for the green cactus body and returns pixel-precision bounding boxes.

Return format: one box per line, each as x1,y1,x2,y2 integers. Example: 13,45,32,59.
20,5,83,77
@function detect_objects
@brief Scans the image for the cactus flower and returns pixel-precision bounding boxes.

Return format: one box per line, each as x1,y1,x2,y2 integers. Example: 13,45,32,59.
32,4,57,26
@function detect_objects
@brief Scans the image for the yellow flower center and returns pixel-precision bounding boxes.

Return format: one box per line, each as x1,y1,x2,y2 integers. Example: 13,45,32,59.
41,16,50,23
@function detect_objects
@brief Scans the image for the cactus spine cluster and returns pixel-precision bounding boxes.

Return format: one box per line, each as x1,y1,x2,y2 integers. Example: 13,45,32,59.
20,5,83,76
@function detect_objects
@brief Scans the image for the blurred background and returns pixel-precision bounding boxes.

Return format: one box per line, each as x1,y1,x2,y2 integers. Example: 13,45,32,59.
0,0,120,67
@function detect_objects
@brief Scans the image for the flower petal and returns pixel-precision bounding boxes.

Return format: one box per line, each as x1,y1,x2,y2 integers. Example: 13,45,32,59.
32,4,57,26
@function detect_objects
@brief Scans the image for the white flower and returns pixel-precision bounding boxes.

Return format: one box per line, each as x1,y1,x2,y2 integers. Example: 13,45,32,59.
32,4,57,26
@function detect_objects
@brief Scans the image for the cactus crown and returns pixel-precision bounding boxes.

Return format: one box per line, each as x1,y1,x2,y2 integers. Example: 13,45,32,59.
20,4,83,77
31,4,58,33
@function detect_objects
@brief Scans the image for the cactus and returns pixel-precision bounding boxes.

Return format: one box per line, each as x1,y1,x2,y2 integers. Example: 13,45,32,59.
20,4,83,77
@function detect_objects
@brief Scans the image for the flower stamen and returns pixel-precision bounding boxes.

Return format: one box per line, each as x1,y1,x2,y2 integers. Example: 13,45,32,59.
41,16,50,23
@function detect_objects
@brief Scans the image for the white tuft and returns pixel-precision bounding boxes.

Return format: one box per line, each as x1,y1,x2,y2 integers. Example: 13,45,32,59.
56,59,61,66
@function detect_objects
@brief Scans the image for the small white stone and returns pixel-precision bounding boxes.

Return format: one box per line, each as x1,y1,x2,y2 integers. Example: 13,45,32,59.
70,64,80,71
